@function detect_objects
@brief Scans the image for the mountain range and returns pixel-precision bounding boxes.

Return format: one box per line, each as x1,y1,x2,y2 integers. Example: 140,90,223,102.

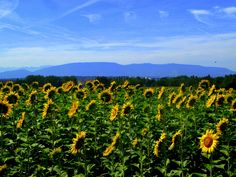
0,62,235,79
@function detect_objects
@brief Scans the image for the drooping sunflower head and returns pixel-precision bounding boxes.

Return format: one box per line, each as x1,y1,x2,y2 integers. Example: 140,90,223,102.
169,130,182,150
42,99,54,119
121,102,134,116
110,104,119,121
43,83,52,93
230,99,236,111
143,88,155,98
93,79,100,86
26,90,37,105
156,104,164,121
68,101,79,118
168,92,176,106
224,93,233,104
199,129,219,153
45,87,57,99
94,84,105,92
186,95,198,109
62,81,74,92
99,90,113,103
179,83,186,93
0,100,13,118
31,81,39,89
176,96,187,109
172,93,183,104
198,79,210,90
4,92,19,105
109,81,116,91
216,117,229,135
206,94,216,108
21,83,29,91
208,84,216,96
215,94,225,107
86,100,96,111
158,86,165,99
122,80,129,88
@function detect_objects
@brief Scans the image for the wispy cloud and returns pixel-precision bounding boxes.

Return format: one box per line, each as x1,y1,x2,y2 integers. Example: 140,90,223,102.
189,9,211,25
83,13,102,24
0,0,19,19
221,6,236,16
58,0,101,19
159,10,169,18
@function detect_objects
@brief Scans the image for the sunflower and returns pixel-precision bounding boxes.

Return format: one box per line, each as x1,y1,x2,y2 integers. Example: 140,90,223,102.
215,94,224,107
189,86,193,93
230,99,236,111
16,112,26,129
42,99,54,119
85,80,95,90
168,92,176,106
68,101,79,118
0,164,7,173
206,94,216,108
94,84,105,92
143,88,155,98
103,132,120,157
158,87,165,100
0,82,3,89
132,138,138,147
108,81,116,91
74,89,87,100
12,84,22,92
169,130,182,150
0,100,13,118
199,129,219,153
4,92,19,105
224,93,233,104
121,102,134,116
172,93,183,104
186,95,198,109
43,83,52,93
179,83,185,94
62,81,74,92
154,132,166,157
110,104,119,121
198,79,210,90
216,118,229,135
93,79,100,86
31,81,39,89
49,147,62,158
156,104,164,121
208,84,216,96
1,86,11,94
70,131,86,155
122,80,129,88
141,128,148,137
5,80,13,87
45,87,57,100
86,100,96,111
176,96,187,109
99,90,113,103
26,91,37,105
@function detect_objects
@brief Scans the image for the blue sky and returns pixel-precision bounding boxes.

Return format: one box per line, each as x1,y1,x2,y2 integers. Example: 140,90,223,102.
0,0,236,70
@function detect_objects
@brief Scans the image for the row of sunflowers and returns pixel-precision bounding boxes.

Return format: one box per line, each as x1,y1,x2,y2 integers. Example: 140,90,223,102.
0,79,235,176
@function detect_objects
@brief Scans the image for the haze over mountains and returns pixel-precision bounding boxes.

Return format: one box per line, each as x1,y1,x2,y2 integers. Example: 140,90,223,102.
0,62,235,79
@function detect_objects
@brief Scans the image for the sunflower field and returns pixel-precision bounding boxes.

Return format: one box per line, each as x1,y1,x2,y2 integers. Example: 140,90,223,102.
0,79,236,177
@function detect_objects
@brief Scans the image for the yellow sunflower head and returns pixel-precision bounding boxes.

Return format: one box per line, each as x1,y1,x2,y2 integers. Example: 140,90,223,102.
70,131,86,155
62,81,74,92
74,89,87,100
4,92,19,105
110,104,119,121
179,83,186,93
208,84,216,96
199,129,219,153
68,101,79,118
5,80,14,88
215,94,225,107
186,95,198,109
43,83,52,93
12,84,22,92
0,100,13,118
216,117,229,135
86,100,96,111
121,102,134,116
198,80,210,90
85,80,95,91
31,81,39,89
26,91,37,105
158,87,165,99
45,87,58,100
230,99,236,111
1,86,11,94
143,88,155,98
206,94,216,108
168,92,176,106
99,90,113,103
122,80,129,88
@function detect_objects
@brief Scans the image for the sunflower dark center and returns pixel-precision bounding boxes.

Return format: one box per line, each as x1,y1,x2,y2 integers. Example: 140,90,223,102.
204,137,213,148
0,103,9,114
76,91,85,99
7,95,18,104
145,91,153,98
124,106,131,114
101,93,111,102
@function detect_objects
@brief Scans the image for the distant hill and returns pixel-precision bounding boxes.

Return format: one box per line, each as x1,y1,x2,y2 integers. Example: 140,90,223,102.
0,62,235,79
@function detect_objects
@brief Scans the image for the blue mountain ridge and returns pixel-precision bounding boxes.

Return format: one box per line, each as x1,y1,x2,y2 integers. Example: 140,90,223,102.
0,62,235,79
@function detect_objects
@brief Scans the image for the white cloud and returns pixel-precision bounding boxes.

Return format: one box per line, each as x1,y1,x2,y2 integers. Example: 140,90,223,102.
0,0,19,19
159,10,169,18
1,33,236,70
221,6,236,16
83,14,102,24
124,11,136,23
189,9,211,25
